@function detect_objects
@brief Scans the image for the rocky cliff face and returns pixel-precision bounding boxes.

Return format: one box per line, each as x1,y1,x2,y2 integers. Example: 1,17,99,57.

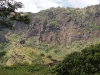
1,5,100,46
0,31,6,43
26,5,100,46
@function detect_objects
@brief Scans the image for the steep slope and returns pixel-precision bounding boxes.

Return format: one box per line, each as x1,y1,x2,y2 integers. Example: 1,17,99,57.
1,4,100,65
28,5,100,45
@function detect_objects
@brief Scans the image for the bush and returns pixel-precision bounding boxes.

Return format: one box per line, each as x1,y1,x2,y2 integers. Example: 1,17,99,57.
0,51,6,58
55,43,100,75
47,55,52,59
40,53,45,57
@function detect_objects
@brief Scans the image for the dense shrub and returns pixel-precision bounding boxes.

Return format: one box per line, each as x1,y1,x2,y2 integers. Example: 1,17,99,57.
40,53,45,57
55,43,100,75
47,55,52,59
0,51,6,58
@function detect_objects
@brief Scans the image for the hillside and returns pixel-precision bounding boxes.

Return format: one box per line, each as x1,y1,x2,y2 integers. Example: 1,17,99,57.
1,4,100,65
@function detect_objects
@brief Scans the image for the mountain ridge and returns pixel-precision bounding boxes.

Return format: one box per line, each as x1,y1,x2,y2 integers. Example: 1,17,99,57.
1,4,100,65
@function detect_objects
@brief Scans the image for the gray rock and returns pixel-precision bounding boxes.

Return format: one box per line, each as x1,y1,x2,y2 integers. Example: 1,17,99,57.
0,31,6,43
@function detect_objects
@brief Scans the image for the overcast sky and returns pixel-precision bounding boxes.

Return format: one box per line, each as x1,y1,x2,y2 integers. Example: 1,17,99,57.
16,0,100,13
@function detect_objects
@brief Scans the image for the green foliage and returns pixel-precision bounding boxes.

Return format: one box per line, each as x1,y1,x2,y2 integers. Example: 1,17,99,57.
0,51,6,58
0,0,22,29
10,13,30,24
92,22,100,30
0,0,30,30
55,43,100,75
40,53,45,57
54,50,61,53
0,64,56,75
0,20,13,29
47,55,52,59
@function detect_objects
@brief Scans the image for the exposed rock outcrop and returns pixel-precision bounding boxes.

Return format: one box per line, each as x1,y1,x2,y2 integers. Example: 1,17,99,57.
0,31,6,43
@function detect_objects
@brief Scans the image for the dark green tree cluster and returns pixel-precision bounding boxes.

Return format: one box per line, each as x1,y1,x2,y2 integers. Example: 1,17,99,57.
0,51,6,58
10,13,30,24
55,44,100,75
0,0,30,30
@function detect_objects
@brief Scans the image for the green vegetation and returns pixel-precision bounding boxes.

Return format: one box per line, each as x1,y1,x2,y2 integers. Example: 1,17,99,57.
92,22,100,30
1,43,100,75
10,13,30,24
0,63,56,75
55,43,100,75
0,0,30,30
0,51,6,58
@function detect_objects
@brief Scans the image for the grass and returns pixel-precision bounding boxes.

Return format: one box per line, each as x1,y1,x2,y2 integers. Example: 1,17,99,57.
1,31,100,66
0,64,56,75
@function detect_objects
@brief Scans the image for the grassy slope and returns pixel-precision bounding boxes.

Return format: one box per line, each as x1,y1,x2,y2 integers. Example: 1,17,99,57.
2,32,100,65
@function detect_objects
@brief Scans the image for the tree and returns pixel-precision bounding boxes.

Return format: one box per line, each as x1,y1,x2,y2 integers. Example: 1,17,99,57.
0,0,30,30
55,44,100,75
0,51,6,58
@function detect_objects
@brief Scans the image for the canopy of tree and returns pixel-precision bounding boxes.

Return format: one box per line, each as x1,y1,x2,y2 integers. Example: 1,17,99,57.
0,0,30,30
55,43,100,75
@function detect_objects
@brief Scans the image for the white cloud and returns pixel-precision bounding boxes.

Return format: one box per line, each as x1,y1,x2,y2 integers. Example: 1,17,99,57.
16,0,63,13
15,0,100,13
67,0,100,8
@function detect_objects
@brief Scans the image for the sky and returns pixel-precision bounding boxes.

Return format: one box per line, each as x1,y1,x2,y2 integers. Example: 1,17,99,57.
16,0,100,13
